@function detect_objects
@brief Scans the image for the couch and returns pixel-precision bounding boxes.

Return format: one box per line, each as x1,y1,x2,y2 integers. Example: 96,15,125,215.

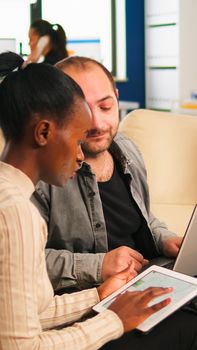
119,109,197,236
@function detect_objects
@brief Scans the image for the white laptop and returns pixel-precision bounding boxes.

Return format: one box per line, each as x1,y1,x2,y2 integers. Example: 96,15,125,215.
148,205,197,276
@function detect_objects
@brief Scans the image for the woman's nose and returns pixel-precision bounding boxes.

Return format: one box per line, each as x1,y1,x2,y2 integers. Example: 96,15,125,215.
77,144,85,165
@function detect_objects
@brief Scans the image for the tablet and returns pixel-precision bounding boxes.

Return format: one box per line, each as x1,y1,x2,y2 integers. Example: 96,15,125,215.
93,265,197,333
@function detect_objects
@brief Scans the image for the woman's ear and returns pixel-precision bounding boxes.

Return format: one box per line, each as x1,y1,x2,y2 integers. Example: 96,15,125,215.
34,120,54,146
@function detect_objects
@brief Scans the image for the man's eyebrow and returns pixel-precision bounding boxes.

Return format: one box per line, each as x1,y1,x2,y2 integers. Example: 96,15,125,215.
97,95,114,103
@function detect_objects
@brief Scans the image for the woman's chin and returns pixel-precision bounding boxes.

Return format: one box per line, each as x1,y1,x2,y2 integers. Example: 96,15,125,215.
70,171,76,179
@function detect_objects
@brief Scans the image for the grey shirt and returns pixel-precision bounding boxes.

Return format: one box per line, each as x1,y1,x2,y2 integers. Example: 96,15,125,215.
32,133,176,291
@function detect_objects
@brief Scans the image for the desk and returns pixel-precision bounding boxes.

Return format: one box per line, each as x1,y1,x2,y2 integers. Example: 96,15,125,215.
119,100,140,120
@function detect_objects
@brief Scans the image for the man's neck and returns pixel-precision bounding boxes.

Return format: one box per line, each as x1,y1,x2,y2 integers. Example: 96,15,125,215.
85,150,114,182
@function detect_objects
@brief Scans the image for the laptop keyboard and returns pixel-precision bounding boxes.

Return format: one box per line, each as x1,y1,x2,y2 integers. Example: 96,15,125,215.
164,261,175,270
141,257,175,272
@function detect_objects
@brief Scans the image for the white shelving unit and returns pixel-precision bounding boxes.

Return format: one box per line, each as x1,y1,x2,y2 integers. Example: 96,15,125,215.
119,100,140,120
145,0,197,111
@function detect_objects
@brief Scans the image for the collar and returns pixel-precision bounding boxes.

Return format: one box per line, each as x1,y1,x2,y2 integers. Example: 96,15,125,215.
79,136,132,175
0,161,35,198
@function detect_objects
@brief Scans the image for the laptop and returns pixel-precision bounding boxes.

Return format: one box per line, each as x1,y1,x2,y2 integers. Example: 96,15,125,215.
147,205,197,277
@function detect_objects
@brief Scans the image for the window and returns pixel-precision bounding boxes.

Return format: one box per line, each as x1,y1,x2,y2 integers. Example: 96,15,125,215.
0,0,31,54
42,0,126,80
0,0,126,79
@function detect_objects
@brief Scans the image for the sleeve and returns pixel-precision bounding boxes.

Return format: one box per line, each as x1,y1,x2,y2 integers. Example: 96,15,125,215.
38,310,123,350
46,248,105,291
148,212,177,253
0,202,123,350
134,142,177,252
119,134,177,253
132,138,177,252
32,182,105,291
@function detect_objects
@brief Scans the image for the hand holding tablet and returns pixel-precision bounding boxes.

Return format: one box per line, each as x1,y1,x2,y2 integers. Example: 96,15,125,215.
108,285,172,333
94,265,197,333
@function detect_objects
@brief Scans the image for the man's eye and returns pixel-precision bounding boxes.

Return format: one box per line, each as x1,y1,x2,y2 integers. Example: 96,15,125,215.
100,106,111,111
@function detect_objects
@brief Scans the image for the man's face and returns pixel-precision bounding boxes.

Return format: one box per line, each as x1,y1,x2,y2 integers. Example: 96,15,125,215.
62,64,119,156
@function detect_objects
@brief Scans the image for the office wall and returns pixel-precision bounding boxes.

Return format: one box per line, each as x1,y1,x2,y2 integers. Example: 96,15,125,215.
117,0,145,108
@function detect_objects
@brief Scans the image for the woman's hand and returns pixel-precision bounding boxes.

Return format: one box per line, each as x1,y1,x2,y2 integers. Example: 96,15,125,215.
97,263,172,334
109,286,172,332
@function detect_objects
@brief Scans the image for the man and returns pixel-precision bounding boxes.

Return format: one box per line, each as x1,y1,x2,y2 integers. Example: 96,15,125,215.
32,56,181,293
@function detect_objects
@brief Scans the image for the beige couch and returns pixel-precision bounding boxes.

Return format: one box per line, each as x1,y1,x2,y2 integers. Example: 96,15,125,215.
119,109,197,236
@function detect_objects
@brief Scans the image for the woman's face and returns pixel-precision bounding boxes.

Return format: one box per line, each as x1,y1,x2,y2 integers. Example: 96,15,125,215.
40,99,91,187
28,28,40,52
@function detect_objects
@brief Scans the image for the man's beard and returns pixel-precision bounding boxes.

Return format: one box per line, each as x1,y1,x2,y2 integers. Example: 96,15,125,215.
82,126,118,157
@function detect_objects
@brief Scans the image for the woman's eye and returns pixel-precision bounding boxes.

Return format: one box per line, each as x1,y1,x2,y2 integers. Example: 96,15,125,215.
77,140,84,146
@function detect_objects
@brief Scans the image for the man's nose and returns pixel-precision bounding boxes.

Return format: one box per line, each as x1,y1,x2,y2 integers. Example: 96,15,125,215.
91,109,103,129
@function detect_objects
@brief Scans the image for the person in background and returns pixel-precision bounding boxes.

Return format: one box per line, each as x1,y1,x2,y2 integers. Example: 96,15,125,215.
28,18,68,65
0,51,177,350
32,56,182,294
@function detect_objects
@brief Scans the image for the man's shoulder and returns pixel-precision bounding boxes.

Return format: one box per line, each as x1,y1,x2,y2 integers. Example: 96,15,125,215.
114,132,141,157
113,132,147,173
34,176,81,204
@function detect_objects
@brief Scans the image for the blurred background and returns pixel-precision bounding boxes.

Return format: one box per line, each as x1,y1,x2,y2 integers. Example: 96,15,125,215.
1,0,197,115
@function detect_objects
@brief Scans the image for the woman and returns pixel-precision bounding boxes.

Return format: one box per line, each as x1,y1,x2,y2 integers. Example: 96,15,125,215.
0,52,195,350
28,19,68,64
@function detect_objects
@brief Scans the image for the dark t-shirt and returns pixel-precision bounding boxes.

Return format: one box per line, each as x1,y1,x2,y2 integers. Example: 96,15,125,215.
98,158,158,258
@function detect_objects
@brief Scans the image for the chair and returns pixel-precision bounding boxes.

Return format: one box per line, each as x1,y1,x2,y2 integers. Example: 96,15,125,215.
119,109,197,236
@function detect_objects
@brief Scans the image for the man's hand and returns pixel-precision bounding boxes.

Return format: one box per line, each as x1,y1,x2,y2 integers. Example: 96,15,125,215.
163,236,183,257
101,246,149,281
97,263,135,301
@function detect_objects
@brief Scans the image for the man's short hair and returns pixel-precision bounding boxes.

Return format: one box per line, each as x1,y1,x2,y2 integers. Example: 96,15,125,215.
56,56,117,95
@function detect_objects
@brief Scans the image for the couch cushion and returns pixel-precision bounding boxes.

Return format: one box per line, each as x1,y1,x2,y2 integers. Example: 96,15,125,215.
119,109,197,235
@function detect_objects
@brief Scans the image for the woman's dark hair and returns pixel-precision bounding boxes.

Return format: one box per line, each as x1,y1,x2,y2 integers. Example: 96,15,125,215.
30,19,68,60
0,52,85,142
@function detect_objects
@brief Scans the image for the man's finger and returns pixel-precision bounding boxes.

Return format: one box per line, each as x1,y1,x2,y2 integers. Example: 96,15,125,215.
128,249,144,262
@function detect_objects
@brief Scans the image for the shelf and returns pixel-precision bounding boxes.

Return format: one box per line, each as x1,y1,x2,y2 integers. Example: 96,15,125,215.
148,66,177,70
147,23,177,28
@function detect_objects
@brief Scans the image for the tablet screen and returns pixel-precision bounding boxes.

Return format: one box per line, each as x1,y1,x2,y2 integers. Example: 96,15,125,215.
94,266,197,332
